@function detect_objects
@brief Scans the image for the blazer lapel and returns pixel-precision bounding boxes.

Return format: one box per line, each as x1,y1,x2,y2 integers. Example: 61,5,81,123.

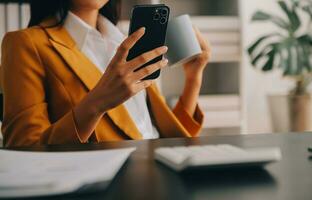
40,18,142,140
146,85,191,138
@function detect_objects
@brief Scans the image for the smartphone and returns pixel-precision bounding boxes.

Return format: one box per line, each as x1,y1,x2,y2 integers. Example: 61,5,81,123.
127,4,170,80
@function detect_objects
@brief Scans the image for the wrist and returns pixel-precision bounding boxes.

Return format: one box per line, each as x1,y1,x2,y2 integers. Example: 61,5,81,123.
185,70,203,84
84,90,107,116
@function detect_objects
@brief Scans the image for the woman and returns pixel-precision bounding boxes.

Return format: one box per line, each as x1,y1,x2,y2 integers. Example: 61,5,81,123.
1,0,210,147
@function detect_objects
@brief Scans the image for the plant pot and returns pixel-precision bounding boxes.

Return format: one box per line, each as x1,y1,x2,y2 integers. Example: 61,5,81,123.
268,94,312,132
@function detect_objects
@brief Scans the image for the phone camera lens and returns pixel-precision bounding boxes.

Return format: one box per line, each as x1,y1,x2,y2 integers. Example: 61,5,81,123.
160,17,167,24
160,8,168,16
153,13,161,20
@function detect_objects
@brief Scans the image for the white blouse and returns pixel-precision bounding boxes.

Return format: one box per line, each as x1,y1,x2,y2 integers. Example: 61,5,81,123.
64,12,159,139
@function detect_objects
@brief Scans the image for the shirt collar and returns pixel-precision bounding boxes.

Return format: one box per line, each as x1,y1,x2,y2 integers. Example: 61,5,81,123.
97,14,125,44
63,11,124,50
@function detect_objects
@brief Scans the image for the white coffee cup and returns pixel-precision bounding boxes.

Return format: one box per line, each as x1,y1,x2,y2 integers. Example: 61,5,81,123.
165,14,202,67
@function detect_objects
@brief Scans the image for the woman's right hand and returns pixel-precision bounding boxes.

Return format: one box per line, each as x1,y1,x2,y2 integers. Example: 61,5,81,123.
73,27,168,142
90,27,168,114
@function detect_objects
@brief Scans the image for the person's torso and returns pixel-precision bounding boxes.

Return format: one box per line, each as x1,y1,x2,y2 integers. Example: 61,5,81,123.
63,12,159,139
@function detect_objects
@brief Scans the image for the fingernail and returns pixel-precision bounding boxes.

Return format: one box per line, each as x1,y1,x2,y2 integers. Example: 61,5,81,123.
140,27,146,32
163,59,168,64
162,46,168,52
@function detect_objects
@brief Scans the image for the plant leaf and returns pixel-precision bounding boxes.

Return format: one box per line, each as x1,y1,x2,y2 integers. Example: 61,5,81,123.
302,3,312,18
247,34,277,56
298,34,312,72
301,44,312,71
278,1,301,32
291,7,301,30
296,45,304,74
262,49,276,71
250,43,278,68
284,47,293,75
289,46,300,75
252,11,290,30
250,45,271,66
252,11,271,20
251,50,266,66
278,48,288,70
291,0,300,7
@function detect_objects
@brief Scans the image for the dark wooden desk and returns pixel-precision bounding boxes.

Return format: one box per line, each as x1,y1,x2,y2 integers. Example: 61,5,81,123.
5,132,312,200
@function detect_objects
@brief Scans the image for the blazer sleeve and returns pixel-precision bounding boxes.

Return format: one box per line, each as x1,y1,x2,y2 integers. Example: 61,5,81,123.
1,31,83,147
150,84,204,137
172,97,204,137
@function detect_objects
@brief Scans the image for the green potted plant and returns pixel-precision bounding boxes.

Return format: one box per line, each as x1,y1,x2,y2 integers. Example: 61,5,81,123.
248,0,312,132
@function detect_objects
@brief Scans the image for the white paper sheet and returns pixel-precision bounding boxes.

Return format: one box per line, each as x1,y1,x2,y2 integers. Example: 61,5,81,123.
0,147,136,198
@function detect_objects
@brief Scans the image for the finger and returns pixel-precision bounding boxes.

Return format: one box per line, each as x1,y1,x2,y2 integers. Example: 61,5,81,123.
132,59,168,81
194,26,210,51
135,80,154,91
127,46,168,72
115,27,146,60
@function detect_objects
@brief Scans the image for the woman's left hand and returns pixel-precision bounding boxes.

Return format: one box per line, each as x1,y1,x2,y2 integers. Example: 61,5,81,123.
183,27,211,81
178,27,211,117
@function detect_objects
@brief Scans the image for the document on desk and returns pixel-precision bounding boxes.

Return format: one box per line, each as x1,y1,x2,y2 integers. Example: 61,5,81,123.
0,147,136,198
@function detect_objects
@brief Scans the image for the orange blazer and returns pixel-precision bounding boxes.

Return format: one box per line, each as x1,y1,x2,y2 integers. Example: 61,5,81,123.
0,18,204,147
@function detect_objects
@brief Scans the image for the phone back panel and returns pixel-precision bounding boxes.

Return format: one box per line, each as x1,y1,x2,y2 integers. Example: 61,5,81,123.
128,4,170,80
